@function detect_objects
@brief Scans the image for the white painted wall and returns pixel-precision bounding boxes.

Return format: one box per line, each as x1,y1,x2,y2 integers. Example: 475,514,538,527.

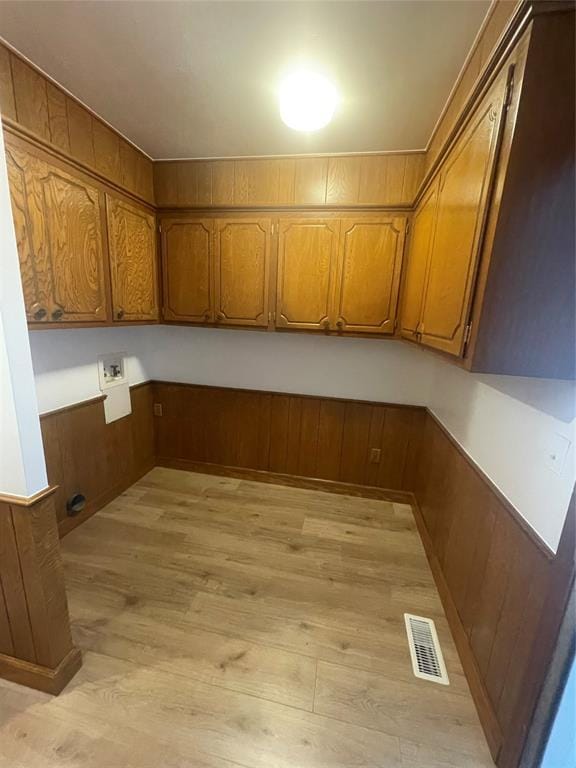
26,324,575,552
28,327,151,413
0,125,47,496
426,354,576,552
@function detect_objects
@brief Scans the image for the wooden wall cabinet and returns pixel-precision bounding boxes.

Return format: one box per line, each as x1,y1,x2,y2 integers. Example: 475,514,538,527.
6,143,109,324
400,12,575,379
276,218,339,331
161,217,273,328
161,219,214,323
400,66,508,355
335,217,406,334
276,216,405,334
106,195,159,322
214,219,272,327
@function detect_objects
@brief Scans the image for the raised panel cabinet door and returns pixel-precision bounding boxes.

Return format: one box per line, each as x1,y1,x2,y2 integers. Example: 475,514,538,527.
214,218,272,327
4,144,48,322
334,216,407,334
161,219,214,323
399,178,440,340
276,218,340,330
106,196,158,321
27,156,108,323
419,72,509,356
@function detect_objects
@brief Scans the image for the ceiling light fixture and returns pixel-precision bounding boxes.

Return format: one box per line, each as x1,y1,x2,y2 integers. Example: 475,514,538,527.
279,70,339,132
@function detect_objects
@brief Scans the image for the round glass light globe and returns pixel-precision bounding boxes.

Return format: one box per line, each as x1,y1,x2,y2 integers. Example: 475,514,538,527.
279,71,338,132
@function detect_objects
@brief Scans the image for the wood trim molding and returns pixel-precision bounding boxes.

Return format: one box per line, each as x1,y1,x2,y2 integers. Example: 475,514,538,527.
39,394,107,420
0,484,57,507
0,646,82,695
156,457,414,504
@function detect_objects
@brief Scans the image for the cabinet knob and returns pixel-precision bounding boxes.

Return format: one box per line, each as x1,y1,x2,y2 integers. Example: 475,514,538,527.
336,318,345,331
33,307,47,321
51,307,64,321
204,312,211,322
116,308,125,320
321,319,330,331
216,312,225,322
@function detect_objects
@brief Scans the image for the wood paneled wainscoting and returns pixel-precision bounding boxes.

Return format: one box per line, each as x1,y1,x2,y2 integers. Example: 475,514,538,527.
152,382,424,498
40,382,155,536
410,411,575,768
22,380,574,768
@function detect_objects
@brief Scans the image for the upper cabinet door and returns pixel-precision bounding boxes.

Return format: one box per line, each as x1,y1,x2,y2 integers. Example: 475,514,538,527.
399,179,440,340
106,196,158,322
5,145,45,322
161,219,214,323
419,75,508,356
27,154,108,323
214,218,272,327
334,216,406,334
276,218,340,330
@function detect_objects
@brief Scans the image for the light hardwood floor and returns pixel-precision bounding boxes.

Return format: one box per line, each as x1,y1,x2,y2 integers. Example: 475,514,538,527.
0,467,494,767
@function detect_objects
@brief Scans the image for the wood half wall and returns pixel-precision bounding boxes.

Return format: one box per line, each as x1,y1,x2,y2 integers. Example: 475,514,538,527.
40,382,155,536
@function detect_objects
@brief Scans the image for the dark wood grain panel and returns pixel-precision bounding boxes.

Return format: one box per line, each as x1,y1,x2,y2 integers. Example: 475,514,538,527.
153,382,422,493
40,383,155,536
0,46,16,121
410,410,574,768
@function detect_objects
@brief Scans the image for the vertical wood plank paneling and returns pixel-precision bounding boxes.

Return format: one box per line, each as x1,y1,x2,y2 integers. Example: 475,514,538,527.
315,399,346,480
285,396,303,476
257,393,273,471
326,157,361,204
268,394,291,473
46,83,70,153
11,55,49,140
0,505,36,662
339,402,373,484
66,99,95,166
212,161,235,205
93,120,121,183
234,391,262,469
410,410,563,767
294,157,328,205
0,46,16,120
277,158,296,204
154,383,420,493
297,398,320,478
376,408,416,489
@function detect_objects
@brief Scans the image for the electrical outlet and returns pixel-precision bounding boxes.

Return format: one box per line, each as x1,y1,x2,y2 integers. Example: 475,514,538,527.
545,433,571,475
369,448,381,464
153,403,163,417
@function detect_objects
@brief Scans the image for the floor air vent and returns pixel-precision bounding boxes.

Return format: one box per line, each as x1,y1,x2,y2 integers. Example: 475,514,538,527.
404,613,449,685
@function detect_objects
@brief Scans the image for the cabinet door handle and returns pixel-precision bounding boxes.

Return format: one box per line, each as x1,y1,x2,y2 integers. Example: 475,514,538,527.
116,308,125,320
336,318,345,331
33,306,47,321
216,312,225,322
51,307,64,321
321,318,330,331
204,311,211,322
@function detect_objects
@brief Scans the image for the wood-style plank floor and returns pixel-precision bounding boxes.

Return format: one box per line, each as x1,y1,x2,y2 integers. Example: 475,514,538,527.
0,468,494,767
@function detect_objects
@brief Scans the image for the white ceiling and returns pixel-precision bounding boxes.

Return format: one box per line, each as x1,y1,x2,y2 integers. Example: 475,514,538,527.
0,1,490,159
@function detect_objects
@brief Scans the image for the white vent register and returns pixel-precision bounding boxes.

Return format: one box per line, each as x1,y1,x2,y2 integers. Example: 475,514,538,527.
404,613,449,685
